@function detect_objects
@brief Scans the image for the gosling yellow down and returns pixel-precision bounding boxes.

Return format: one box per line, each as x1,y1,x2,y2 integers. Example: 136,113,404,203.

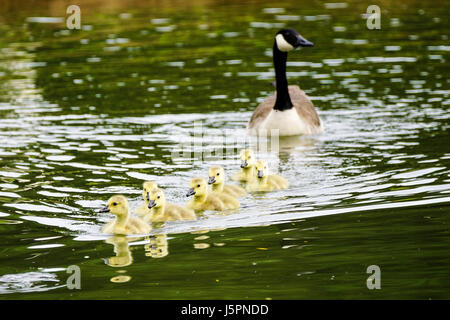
135,181,159,216
246,160,289,192
186,177,240,211
99,195,151,235
208,166,247,198
144,188,196,222
231,149,256,182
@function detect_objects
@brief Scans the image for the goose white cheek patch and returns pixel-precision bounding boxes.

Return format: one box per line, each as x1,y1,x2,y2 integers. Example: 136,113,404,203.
275,34,294,52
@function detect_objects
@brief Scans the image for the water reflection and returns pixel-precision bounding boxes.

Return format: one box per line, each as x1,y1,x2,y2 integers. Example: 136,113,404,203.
105,234,169,266
0,270,65,294
105,236,133,267
144,234,168,258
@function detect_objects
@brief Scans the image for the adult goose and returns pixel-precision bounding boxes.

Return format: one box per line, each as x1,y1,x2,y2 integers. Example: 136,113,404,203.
247,28,323,136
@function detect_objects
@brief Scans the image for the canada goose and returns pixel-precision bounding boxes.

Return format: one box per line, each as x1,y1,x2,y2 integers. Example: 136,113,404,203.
231,149,256,182
247,28,323,136
246,160,289,192
135,181,159,216
208,166,247,197
144,188,196,222
186,177,240,211
99,195,151,235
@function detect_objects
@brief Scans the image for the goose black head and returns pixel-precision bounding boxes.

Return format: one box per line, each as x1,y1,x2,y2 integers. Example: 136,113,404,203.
275,28,314,52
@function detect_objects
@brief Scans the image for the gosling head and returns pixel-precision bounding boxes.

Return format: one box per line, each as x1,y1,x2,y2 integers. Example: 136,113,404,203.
186,177,207,197
255,160,269,179
208,166,225,185
275,28,314,52
98,195,129,217
240,149,256,169
148,189,165,209
142,181,158,202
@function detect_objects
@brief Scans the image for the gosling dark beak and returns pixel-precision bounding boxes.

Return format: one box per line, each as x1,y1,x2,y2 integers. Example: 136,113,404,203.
257,170,264,179
295,35,314,48
98,206,110,213
186,188,196,197
146,192,150,201
208,176,216,184
240,160,248,168
148,200,156,209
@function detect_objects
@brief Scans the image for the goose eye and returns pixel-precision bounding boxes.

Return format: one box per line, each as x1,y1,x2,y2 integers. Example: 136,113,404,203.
217,173,220,176
112,202,117,206
157,196,160,199
197,184,200,188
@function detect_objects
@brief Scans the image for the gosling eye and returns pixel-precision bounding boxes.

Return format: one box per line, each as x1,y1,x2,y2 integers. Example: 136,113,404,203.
112,202,117,206
157,196,160,199
197,184,200,188
217,173,220,176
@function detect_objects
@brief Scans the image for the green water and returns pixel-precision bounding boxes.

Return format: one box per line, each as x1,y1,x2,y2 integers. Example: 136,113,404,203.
0,0,449,299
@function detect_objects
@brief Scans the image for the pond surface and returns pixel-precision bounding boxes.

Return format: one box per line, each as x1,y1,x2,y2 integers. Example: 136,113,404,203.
0,0,449,299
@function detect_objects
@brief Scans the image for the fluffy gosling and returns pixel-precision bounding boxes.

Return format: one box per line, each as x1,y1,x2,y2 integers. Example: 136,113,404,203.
100,195,151,235
186,177,240,211
135,181,159,216
246,160,289,192
144,188,196,222
231,149,256,182
208,166,247,197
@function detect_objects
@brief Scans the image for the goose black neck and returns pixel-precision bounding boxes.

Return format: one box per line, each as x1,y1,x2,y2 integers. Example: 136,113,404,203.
273,41,293,111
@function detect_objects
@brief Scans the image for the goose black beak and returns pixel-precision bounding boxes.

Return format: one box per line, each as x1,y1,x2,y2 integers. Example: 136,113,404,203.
240,160,248,168
208,176,216,184
186,188,196,197
257,170,264,179
295,35,314,48
98,206,110,213
148,200,156,209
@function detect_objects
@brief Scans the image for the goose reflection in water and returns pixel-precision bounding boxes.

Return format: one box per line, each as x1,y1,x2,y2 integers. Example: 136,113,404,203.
144,234,169,258
104,236,133,268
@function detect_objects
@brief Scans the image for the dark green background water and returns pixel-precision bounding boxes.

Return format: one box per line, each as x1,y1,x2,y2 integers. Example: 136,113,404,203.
0,0,449,299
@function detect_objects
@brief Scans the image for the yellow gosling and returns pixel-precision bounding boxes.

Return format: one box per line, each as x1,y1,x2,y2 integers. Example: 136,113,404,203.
144,188,196,222
100,195,151,235
135,181,159,216
231,149,256,182
186,177,240,211
246,160,289,192
208,166,247,197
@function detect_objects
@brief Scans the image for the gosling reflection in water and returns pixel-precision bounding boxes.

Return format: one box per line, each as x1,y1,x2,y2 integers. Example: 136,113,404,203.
105,236,133,267
144,234,168,258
